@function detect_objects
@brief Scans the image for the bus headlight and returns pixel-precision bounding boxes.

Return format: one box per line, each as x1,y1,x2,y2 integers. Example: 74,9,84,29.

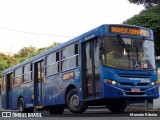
151,82,155,86
112,80,117,85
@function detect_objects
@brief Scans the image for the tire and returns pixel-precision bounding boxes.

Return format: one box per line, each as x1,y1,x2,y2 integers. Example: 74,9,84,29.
49,105,64,114
66,89,87,113
18,98,26,113
18,98,34,113
26,107,34,113
106,99,127,113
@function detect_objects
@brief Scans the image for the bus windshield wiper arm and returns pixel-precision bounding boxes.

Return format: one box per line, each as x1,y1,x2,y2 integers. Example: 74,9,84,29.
117,34,131,67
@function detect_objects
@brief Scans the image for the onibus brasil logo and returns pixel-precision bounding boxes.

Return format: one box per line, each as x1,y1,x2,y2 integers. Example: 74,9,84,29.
2,112,42,118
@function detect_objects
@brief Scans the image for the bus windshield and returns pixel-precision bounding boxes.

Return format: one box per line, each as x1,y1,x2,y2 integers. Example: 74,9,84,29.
102,36,156,70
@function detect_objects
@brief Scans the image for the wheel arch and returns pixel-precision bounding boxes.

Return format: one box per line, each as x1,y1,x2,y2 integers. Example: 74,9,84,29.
65,84,76,102
17,95,24,109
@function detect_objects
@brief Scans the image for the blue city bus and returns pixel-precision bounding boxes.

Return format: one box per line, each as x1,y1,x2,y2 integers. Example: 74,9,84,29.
1,24,159,114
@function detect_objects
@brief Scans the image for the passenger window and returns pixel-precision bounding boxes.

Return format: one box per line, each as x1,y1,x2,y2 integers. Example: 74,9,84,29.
14,67,22,86
61,43,78,71
46,52,59,76
23,63,32,83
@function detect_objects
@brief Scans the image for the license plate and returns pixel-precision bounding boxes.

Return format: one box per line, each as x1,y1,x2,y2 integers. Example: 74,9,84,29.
131,88,140,92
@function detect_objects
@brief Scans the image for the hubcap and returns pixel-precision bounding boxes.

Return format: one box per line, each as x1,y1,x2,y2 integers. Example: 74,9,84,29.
70,94,80,108
19,103,23,112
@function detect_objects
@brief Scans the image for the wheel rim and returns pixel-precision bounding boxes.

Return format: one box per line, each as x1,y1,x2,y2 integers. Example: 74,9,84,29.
19,102,23,112
70,94,80,108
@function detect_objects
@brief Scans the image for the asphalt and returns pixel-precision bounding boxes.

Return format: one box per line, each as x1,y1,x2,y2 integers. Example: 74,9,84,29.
0,100,159,111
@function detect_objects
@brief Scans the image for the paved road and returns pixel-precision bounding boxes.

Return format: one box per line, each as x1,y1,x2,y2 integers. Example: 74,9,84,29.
0,110,159,120
0,100,159,120
1,109,159,120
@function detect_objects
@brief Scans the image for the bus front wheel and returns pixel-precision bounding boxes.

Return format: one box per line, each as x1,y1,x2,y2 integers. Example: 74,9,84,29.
106,99,127,112
66,89,87,113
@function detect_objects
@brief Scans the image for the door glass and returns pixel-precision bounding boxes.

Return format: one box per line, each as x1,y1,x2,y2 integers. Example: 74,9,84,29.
6,73,13,109
93,40,100,94
85,42,93,96
84,39,100,97
34,60,44,105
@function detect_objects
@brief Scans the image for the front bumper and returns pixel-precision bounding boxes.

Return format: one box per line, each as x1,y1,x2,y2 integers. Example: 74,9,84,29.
103,84,159,99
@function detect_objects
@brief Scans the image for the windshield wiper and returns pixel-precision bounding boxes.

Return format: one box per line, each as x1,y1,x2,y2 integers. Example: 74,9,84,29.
117,34,131,67
134,37,145,61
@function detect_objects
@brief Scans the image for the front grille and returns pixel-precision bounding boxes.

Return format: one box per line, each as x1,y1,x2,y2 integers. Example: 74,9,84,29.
117,73,150,87
119,82,149,87
125,91,145,95
137,83,149,86
119,82,134,86
117,73,150,78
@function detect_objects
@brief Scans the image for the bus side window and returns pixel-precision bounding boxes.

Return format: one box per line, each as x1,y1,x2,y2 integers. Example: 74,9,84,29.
14,67,23,86
23,63,32,83
45,51,59,76
61,43,78,71
75,44,78,67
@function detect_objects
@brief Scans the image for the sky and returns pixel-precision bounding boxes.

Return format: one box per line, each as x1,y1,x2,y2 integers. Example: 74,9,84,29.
0,0,144,54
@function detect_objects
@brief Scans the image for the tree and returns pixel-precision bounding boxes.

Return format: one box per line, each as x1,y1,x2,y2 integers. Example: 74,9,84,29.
128,0,160,8
123,4,160,56
0,42,61,81
0,53,17,81
15,46,37,62
48,42,61,49
37,42,61,54
37,47,47,54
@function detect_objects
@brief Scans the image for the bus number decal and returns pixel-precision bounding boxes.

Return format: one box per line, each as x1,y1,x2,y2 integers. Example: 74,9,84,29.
130,78,150,83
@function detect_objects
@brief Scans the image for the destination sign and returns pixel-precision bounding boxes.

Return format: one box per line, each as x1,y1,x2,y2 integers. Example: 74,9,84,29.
110,26,151,37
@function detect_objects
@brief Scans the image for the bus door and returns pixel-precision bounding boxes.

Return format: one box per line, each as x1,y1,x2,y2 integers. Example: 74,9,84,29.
82,38,101,99
6,73,13,109
34,60,44,106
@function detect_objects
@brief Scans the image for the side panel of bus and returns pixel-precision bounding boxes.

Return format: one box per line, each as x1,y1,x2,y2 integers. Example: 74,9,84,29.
43,43,79,106
20,81,34,108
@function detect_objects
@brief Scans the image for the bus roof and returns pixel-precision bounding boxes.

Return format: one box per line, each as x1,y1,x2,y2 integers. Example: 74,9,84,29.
3,24,153,74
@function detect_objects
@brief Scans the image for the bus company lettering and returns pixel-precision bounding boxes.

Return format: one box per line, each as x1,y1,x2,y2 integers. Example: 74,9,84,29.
130,78,150,83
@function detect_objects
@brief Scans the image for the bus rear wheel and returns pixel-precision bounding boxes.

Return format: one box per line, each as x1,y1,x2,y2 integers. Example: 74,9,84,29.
49,105,64,114
18,98,34,113
66,89,87,113
106,99,127,112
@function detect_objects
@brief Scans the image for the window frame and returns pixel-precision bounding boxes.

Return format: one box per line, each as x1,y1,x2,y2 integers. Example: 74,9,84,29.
61,43,79,72
45,51,60,77
22,63,33,83
13,67,23,86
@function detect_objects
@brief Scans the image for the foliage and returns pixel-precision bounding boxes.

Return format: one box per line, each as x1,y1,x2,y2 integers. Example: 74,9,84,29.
0,42,61,83
37,42,61,54
128,0,160,8
14,46,37,62
123,4,160,56
48,42,61,49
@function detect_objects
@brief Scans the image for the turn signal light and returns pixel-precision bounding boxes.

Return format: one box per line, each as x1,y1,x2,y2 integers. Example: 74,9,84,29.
107,80,112,84
155,80,159,85
151,81,159,86
107,80,116,85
